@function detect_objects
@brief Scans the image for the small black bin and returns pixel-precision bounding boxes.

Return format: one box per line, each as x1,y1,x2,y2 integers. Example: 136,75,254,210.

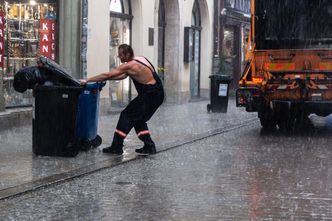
207,75,232,113
33,85,83,157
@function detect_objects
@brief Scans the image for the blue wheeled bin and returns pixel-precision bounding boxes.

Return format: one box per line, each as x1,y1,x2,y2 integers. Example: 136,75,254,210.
76,82,106,150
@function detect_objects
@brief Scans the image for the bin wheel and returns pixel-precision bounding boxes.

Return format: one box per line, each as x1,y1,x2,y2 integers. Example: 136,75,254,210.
207,104,211,113
80,139,92,151
92,135,102,148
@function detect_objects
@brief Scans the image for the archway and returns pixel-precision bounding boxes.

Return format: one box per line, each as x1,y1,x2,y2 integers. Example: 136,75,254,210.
195,0,211,98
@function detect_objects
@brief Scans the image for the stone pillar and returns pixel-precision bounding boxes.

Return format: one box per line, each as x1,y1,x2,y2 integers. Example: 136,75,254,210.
0,72,4,111
58,0,82,78
164,0,180,104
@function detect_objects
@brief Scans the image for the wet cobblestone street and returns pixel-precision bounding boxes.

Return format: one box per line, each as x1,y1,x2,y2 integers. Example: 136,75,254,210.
1,121,332,220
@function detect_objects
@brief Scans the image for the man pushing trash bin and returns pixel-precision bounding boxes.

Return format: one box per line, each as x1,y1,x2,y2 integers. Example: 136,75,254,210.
79,44,164,155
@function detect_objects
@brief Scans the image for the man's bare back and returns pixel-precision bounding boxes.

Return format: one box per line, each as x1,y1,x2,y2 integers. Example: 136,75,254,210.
125,57,156,85
79,54,156,85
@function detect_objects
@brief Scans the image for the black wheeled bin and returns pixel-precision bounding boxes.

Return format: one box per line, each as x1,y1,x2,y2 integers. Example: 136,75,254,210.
33,85,83,157
13,56,90,157
207,74,232,113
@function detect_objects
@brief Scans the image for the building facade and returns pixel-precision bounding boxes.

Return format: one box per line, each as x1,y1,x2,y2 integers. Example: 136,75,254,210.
0,0,215,111
85,0,215,109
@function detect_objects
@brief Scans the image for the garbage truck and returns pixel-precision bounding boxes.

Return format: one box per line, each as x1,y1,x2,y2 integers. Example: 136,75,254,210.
236,0,332,131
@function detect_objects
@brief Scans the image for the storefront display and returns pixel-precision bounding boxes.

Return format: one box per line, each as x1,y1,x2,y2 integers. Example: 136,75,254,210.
2,0,58,107
0,6,5,68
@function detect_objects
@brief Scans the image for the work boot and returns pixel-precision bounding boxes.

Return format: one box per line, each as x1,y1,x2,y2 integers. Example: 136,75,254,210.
103,132,124,155
102,145,123,155
135,145,157,155
135,131,156,155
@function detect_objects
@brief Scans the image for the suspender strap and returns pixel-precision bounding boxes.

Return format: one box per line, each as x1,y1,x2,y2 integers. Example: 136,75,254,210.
133,58,156,73
143,57,157,72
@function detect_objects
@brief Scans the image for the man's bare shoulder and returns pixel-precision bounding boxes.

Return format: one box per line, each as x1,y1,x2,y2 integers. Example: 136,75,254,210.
121,60,142,76
132,56,153,69
133,56,149,63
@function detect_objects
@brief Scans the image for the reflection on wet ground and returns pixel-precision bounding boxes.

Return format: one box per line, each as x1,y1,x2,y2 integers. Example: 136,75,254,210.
0,121,332,220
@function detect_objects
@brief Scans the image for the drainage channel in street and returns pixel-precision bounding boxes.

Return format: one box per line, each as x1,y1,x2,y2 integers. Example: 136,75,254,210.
0,118,258,201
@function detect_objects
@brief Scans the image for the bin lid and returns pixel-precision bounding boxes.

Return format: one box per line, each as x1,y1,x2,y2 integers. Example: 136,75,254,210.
209,74,232,81
34,85,83,91
84,82,107,91
38,56,81,86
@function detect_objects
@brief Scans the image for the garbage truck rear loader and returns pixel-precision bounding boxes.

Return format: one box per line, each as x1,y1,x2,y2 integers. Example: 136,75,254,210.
236,0,332,131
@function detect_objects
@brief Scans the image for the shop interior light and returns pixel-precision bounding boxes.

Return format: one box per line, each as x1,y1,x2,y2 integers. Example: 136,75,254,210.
30,0,37,5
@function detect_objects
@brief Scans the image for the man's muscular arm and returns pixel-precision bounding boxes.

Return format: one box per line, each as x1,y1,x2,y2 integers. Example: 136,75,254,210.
108,73,128,80
80,63,131,85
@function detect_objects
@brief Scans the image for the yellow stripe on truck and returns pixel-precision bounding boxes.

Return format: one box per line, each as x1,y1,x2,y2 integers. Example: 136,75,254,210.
319,62,332,70
264,63,295,71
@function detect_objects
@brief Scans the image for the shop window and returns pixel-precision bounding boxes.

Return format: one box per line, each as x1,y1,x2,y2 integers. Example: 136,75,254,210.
109,17,130,106
3,0,58,107
109,0,132,106
189,0,201,98
222,27,235,75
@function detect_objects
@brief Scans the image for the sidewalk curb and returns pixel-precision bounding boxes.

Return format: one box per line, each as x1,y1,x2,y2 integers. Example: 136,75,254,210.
0,107,123,132
0,107,32,131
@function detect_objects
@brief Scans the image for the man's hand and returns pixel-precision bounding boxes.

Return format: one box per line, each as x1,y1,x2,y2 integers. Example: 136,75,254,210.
79,79,88,85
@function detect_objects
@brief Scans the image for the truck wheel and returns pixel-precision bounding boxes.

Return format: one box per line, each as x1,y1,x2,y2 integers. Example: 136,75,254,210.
294,113,314,132
259,108,276,129
260,117,276,129
207,104,211,113
277,117,294,134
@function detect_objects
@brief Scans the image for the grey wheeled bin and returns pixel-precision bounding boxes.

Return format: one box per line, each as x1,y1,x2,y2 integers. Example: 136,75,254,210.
207,75,232,113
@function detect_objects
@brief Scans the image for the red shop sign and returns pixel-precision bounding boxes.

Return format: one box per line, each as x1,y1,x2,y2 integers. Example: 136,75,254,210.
0,10,5,68
39,19,56,60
